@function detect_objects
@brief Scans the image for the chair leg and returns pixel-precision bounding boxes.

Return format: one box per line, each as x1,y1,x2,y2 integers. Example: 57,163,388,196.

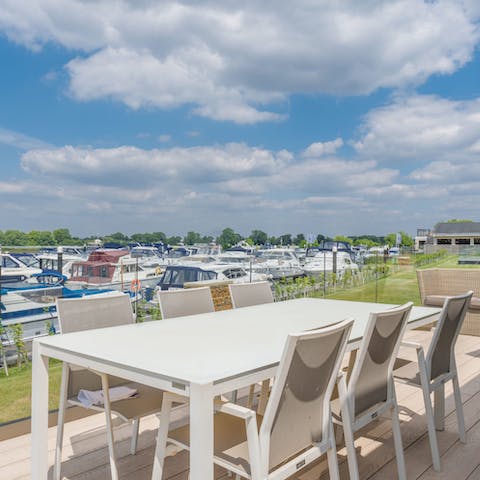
337,377,359,480
257,380,270,416
326,421,340,480
100,373,119,480
452,375,467,443
434,382,445,431
422,385,441,471
391,404,407,480
247,384,256,409
151,394,173,480
130,418,140,455
54,363,69,480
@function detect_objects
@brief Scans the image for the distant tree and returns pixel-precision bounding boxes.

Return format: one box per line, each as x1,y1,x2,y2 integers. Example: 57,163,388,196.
184,231,202,245
353,237,378,247
200,235,214,243
3,230,28,246
316,234,326,244
351,235,384,245
130,233,147,243
107,232,128,242
52,228,72,245
279,234,292,246
293,233,305,245
244,237,254,246
250,229,268,245
27,230,54,246
217,228,242,249
334,235,352,245
400,231,414,247
151,232,167,244
385,232,413,247
269,236,278,246
166,236,182,245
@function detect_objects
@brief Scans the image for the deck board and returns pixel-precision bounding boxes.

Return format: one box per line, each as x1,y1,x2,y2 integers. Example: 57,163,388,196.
2,330,480,480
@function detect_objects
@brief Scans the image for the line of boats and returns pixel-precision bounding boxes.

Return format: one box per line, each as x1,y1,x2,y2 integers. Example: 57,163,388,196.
1,241,387,353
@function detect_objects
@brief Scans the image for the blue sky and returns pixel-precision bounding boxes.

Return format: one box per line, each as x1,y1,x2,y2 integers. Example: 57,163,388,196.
1,1,480,238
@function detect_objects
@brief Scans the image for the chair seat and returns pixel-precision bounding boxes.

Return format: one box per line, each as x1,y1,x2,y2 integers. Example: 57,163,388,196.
169,411,261,476
393,361,422,386
424,295,447,307
424,294,480,311
469,297,480,310
68,382,164,422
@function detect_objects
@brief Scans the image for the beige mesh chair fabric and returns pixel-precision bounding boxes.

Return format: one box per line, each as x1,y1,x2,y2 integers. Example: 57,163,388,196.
335,302,413,480
394,291,472,471
152,319,353,480
228,281,274,309
157,286,215,319
54,293,165,480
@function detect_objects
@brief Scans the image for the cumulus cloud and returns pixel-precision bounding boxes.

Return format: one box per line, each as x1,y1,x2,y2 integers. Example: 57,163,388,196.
0,0,478,123
302,138,344,158
354,94,480,162
12,139,413,234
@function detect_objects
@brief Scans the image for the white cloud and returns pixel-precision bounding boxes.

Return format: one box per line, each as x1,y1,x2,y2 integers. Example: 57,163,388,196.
0,0,478,123
158,134,171,143
11,140,415,235
354,94,480,164
0,127,52,150
302,138,344,158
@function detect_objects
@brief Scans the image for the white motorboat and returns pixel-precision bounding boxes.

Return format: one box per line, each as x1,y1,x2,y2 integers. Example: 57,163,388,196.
66,249,163,291
303,250,359,276
252,248,304,279
0,253,43,284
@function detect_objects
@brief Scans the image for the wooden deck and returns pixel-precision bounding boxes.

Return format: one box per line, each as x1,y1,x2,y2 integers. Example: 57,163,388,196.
2,329,480,480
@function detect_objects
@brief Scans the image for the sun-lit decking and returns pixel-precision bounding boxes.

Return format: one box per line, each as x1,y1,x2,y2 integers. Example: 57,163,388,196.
2,328,480,480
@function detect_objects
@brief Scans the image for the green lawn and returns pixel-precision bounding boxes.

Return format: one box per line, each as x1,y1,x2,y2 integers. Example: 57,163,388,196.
0,360,63,424
326,267,422,305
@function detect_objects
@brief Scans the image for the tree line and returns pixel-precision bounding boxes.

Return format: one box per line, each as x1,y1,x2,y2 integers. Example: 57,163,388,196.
0,227,414,250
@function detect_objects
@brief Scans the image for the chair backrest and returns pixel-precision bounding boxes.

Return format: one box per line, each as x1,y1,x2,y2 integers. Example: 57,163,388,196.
260,318,353,472
56,292,134,334
56,292,135,396
427,290,472,381
348,302,413,418
157,287,215,319
228,281,274,308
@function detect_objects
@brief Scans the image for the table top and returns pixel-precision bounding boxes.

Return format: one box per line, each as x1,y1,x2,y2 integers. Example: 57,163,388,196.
36,298,440,386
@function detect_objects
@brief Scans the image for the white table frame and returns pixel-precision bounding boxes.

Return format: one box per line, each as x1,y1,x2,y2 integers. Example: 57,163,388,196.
31,298,440,480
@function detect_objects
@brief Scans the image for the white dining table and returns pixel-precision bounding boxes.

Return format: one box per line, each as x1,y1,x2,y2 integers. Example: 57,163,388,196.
31,298,440,480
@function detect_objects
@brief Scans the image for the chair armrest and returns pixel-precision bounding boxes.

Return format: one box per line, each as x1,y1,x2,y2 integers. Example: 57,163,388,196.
214,399,256,419
401,341,424,352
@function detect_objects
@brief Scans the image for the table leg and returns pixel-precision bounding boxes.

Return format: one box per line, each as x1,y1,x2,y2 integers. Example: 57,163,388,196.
31,342,49,480
434,382,445,431
189,383,214,480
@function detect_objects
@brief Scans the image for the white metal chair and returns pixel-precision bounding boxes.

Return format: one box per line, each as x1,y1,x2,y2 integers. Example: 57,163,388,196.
228,281,274,409
54,292,165,480
228,281,274,308
152,318,354,480
335,302,413,480
394,291,473,471
157,286,215,319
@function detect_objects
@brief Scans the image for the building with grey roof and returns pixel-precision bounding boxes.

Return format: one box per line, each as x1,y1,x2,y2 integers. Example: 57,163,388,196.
432,222,480,246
